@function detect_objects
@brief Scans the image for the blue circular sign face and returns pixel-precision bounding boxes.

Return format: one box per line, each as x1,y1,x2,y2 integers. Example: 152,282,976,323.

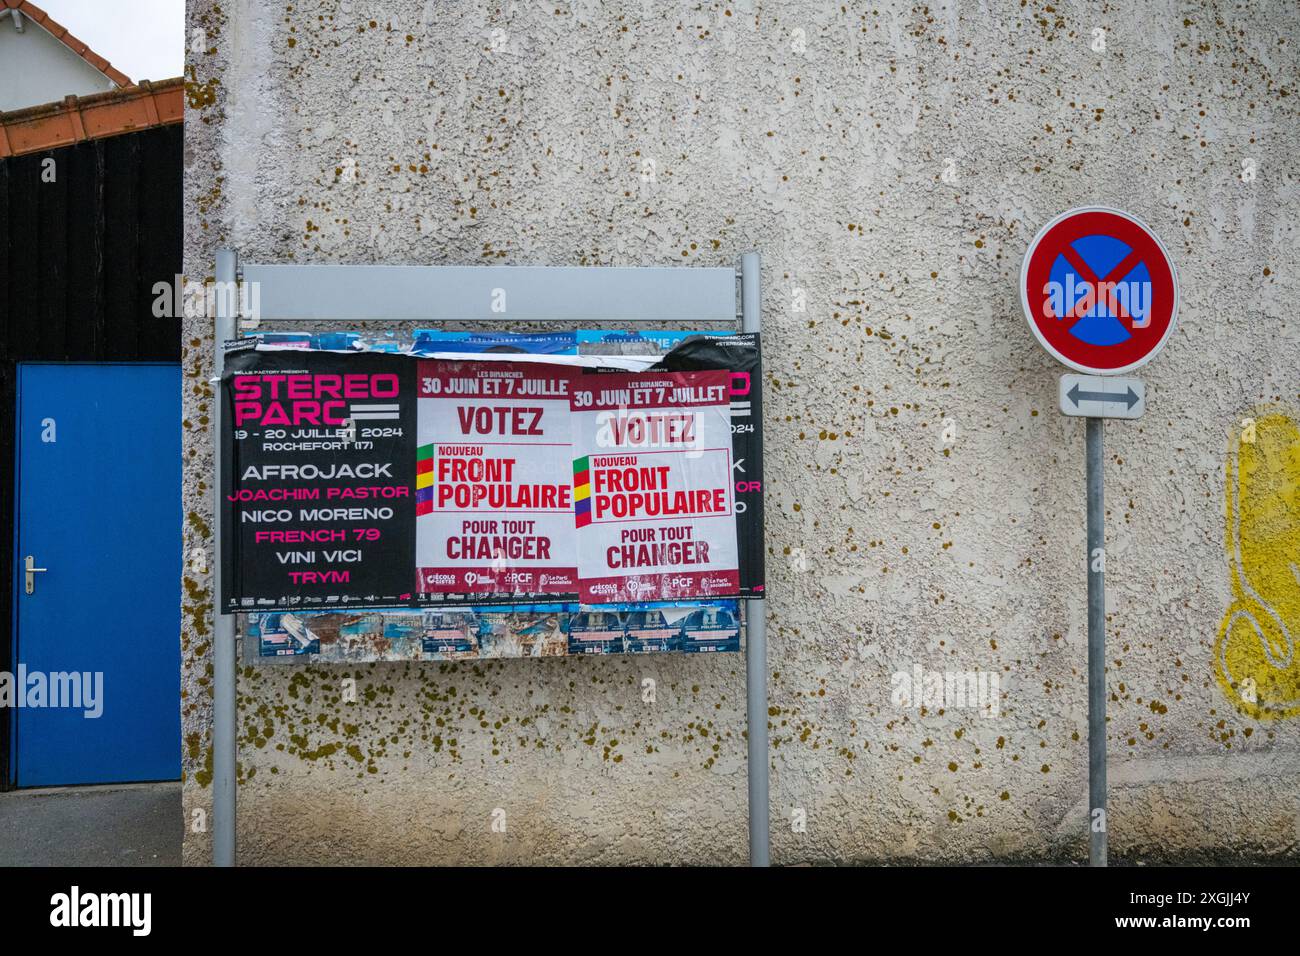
1046,234,1154,346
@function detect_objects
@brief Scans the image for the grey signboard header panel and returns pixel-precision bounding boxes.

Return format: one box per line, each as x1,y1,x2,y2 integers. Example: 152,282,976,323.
240,263,739,324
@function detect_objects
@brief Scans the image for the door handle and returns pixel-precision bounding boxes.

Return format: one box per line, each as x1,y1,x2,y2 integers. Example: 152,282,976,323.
24,555,47,595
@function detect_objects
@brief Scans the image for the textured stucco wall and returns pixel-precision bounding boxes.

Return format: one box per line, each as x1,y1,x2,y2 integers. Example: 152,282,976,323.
181,0,1300,864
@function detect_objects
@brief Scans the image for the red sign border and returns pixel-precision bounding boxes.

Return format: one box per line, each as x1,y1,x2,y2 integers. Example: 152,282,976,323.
1020,206,1179,375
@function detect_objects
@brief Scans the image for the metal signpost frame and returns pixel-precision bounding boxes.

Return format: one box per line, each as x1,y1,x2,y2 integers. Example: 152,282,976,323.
1085,416,1106,866
211,250,768,867
1022,206,1179,868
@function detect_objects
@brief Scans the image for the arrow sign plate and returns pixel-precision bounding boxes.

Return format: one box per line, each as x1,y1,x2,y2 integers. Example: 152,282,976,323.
1059,374,1145,419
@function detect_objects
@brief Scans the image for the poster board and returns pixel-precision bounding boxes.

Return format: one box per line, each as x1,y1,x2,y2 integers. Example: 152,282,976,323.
209,251,771,867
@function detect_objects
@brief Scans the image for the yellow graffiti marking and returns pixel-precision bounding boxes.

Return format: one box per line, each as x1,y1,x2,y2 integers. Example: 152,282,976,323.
1216,410,1300,719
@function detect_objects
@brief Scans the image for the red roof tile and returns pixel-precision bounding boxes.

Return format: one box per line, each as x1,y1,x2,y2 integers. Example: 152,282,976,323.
0,77,182,158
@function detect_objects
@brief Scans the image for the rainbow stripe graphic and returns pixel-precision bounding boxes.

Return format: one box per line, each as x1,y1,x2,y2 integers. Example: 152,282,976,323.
573,455,591,528
416,444,434,516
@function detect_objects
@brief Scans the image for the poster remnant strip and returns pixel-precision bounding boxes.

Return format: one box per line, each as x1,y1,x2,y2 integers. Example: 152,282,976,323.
248,600,741,660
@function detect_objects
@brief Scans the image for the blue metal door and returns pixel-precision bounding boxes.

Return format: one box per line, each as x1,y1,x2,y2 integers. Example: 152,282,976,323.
12,363,181,786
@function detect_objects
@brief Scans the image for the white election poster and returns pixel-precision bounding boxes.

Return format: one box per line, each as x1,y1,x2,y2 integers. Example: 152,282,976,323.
571,370,739,603
415,360,579,598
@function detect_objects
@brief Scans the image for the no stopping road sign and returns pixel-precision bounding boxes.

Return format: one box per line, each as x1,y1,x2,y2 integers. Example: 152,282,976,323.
1021,206,1178,375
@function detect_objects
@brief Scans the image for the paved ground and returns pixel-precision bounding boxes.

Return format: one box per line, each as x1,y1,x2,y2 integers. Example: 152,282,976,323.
0,781,181,866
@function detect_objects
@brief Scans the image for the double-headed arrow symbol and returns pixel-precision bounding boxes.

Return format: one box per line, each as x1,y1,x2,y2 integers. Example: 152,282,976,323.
1067,383,1140,409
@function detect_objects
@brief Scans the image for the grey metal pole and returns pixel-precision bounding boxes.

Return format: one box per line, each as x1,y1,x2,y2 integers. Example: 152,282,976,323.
1085,416,1106,867
212,248,237,867
741,252,769,867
